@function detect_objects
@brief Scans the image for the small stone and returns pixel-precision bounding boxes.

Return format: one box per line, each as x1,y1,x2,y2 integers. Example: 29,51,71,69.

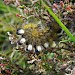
44,42,49,48
20,38,26,44
36,46,42,51
28,44,33,51
17,29,24,35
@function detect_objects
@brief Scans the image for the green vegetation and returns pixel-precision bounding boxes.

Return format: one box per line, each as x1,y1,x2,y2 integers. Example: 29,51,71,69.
41,0,75,42
0,0,75,75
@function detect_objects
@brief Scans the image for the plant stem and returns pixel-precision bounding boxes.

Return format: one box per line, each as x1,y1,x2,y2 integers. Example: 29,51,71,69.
41,0,75,42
